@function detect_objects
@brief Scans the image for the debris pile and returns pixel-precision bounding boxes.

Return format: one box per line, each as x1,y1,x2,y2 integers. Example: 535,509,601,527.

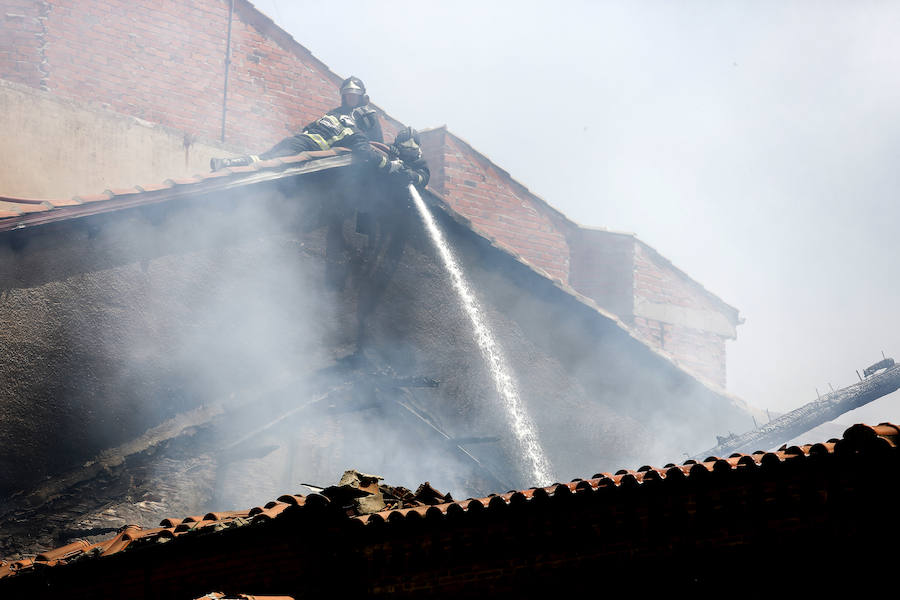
313,469,453,516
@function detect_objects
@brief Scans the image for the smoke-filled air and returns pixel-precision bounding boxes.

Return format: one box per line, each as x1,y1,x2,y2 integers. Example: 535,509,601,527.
2,0,900,569
254,0,900,426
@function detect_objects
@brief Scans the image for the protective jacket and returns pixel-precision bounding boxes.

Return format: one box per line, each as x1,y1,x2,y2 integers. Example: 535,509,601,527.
258,107,387,170
330,104,383,143
388,144,430,188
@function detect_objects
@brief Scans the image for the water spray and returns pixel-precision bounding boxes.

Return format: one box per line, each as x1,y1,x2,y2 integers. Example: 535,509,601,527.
407,185,553,486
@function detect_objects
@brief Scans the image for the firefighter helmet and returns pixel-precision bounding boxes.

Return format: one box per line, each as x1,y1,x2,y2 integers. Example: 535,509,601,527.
340,76,366,97
394,126,422,162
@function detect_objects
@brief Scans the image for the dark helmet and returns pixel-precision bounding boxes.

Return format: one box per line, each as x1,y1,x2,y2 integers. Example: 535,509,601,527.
395,126,420,146
340,76,366,97
395,126,422,162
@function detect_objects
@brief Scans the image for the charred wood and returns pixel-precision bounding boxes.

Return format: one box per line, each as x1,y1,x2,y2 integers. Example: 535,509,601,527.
696,361,900,459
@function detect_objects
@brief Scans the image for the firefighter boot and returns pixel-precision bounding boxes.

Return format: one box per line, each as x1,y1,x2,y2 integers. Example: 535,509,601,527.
210,155,256,171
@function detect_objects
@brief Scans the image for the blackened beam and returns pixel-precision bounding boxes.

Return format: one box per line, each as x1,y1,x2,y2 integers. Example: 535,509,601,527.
694,362,900,459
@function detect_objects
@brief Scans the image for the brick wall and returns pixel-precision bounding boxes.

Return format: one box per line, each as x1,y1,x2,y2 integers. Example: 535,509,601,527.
0,1,47,89
631,241,737,387
0,0,401,152
420,128,571,282
631,316,727,385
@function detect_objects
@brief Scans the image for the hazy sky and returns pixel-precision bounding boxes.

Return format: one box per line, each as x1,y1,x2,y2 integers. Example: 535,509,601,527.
250,1,900,426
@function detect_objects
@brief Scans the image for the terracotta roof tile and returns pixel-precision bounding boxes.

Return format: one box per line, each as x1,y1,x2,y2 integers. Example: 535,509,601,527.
44,197,84,208
249,503,291,522
0,195,52,205
0,200,53,213
254,158,285,169
34,540,89,563
104,187,143,197
200,169,237,180
275,495,306,506
71,192,113,203
2,421,896,580
135,182,175,193
278,155,313,166
203,510,251,521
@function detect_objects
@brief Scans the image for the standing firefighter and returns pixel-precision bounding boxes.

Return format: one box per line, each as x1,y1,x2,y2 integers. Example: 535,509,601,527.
210,76,385,170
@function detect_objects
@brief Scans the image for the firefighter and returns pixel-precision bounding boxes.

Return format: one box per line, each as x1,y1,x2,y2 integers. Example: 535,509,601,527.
385,126,429,189
210,76,384,170
333,76,383,143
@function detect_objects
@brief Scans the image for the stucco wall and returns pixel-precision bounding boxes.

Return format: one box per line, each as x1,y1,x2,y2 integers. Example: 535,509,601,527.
0,80,232,199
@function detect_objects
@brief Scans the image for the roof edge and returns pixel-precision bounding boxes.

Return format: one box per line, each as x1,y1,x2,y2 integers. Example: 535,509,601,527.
439,129,579,229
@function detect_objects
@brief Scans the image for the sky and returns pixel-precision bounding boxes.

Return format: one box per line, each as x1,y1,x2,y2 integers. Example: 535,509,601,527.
250,0,900,426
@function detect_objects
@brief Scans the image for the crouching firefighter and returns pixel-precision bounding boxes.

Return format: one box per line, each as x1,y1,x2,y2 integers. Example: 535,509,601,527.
355,127,429,238
384,127,429,189
210,76,385,170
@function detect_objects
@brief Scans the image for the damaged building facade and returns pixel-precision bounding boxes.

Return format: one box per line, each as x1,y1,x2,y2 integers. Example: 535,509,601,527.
0,0,740,386
1,0,753,560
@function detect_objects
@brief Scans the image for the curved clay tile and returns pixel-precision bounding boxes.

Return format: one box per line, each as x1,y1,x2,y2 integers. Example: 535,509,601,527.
36,539,90,562
203,510,251,522
250,503,291,523
9,558,34,573
181,515,206,523
275,495,306,506
639,469,664,483
175,520,213,533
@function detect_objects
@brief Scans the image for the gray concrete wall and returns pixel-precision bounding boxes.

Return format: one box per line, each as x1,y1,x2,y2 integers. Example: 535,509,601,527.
0,79,238,200
567,227,635,319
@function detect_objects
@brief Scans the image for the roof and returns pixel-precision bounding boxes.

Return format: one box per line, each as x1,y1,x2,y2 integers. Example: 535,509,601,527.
3,421,895,580
0,150,352,233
